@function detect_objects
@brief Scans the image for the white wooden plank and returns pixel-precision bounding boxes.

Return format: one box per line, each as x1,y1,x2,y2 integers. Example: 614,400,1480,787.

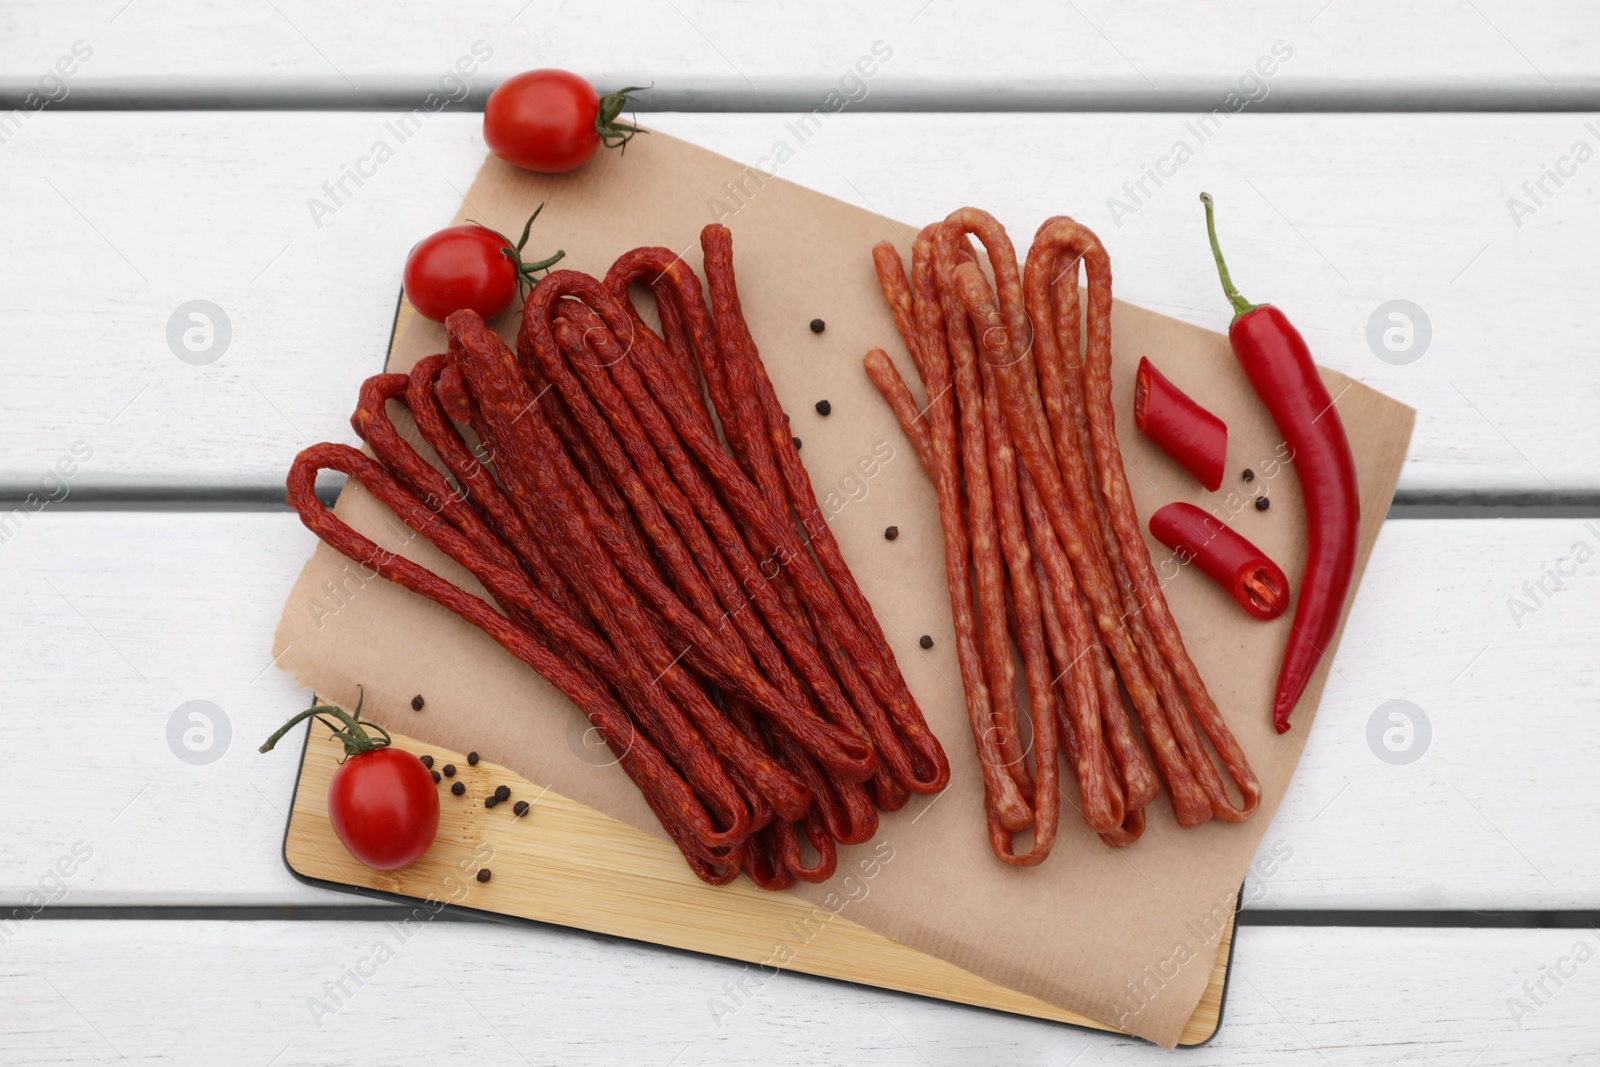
0,512,340,904
2,112,1596,499
1,921,1593,1063
0,512,1594,909
3,0,1597,107
1265,513,1600,909
0,112,481,497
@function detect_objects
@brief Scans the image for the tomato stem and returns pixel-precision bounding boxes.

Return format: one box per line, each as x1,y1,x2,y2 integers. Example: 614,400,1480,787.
471,203,567,299
597,84,651,152
259,685,393,759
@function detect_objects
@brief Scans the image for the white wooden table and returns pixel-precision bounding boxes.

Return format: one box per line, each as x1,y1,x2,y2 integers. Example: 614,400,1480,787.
3,3,1597,1062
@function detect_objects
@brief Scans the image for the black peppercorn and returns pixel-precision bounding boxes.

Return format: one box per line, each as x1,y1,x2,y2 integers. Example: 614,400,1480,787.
410,694,424,711
884,526,899,541
467,751,480,766
809,318,825,333
1242,469,1255,483
451,781,465,796
430,770,441,784
815,399,832,416
476,868,491,883
1255,496,1270,511
494,785,510,802
419,754,434,769
792,436,802,451
919,634,934,650
513,800,530,817
485,795,498,809
442,764,456,778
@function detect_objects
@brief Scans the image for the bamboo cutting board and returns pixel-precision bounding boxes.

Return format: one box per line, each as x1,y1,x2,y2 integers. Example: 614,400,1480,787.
281,296,1235,1047
284,724,1232,1045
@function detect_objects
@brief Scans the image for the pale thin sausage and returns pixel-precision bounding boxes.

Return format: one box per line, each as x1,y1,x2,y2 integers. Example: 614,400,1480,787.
1029,218,1260,822
937,229,1211,828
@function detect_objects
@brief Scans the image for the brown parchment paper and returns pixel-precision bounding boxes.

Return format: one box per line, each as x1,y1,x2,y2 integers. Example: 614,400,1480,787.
273,131,1414,1047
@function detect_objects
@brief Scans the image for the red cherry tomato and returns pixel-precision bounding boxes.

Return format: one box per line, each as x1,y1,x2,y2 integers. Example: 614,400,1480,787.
259,691,440,872
403,225,517,323
327,747,440,870
402,207,566,323
484,70,646,174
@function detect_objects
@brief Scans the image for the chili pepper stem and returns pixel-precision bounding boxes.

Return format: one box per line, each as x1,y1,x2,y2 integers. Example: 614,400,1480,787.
1199,192,1259,323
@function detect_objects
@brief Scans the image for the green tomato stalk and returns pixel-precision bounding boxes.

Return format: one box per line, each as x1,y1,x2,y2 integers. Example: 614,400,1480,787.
260,686,392,761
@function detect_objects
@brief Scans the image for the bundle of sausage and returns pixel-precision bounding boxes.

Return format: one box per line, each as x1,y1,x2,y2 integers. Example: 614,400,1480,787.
285,224,949,888
865,209,1260,864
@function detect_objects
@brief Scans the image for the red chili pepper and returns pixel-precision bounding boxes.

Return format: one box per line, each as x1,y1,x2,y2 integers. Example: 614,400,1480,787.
1149,502,1290,621
1200,193,1360,735
1133,356,1227,491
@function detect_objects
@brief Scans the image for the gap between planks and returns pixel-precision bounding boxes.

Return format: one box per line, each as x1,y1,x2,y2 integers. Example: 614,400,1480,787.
8,496,1597,518
9,84,1600,113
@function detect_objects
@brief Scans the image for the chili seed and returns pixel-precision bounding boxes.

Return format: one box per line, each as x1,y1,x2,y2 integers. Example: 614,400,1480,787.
884,526,899,541
919,634,934,650
809,318,825,333
513,800,530,817
467,751,480,766
476,868,491,883
442,764,456,777
419,754,434,769
431,770,441,784
815,399,832,416
494,785,511,802
451,781,465,796
1242,469,1255,483
410,694,425,711
485,795,498,809
792,436,802,451
1255,496,1270,511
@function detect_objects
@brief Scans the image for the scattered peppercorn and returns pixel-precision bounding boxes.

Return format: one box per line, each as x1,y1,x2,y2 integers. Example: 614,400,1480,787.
1255,496,1270,511
884,526,899,541
419,754,434,769
451,781,465,796
513,800,530,817
410,694,425,711
476,868,491,883
1242,469,1255,483
443,764,456,778
494,785,511,802
815,399,832,416
467,751,480,766
809,318,825,333
792,436,802,451
919,634,934,650
485,795,499,809
431,770,441,784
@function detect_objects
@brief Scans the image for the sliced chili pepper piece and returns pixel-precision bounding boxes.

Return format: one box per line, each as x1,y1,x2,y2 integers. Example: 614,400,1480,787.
1149,502,1291,621
1133,356,1227,492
